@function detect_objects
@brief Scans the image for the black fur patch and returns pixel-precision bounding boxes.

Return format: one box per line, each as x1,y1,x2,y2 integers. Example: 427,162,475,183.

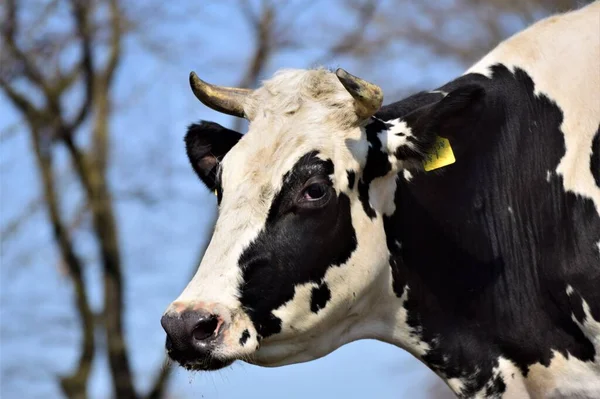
184,121,242,191
358,120,393,219
485,375,507,398
379,64,599,393
215,167,224,205
239,329,250,346
310,282,331,313
346,170,356,190
394,141,423,161
591,128,600,188
567,288,588,325
238,151,357,338
357,180,376,219
375,91,444,121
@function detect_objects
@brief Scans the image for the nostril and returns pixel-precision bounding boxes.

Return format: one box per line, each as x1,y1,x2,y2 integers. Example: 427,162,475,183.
165,336,173,351
192,315,219,341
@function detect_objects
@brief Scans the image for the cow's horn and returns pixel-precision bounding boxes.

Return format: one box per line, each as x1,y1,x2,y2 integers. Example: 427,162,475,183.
335,68,383,120
189,71,251,118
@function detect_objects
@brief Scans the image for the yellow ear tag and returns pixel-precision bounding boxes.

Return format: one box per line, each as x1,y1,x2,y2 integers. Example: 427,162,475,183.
213,189,218,197
423,136,456,172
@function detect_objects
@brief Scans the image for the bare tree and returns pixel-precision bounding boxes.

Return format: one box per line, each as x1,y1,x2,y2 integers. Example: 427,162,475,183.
0,1,171,398
0,0,388,395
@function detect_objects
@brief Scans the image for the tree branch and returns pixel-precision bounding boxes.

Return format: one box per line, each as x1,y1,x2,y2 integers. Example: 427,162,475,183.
27,125,95,399
60,132,138,399
312,0,379,65
2,0,69,119
2,0,53,97
0,76,44,121
3,1,163,398
104,0,123,85
232,0,275,131
67,0,95,132
90,0,124,175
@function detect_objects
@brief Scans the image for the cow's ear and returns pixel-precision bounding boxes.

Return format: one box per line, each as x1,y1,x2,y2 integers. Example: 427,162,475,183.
429,84,486,137
408,84,486,145
185,121,242,190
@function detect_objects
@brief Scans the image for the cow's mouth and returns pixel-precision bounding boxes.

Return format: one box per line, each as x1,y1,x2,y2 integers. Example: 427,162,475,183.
165,334,236,371
166,340,236,371
177,357,235,372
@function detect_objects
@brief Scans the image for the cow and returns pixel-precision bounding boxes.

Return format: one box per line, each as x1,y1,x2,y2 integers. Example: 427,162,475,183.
161,2,600,398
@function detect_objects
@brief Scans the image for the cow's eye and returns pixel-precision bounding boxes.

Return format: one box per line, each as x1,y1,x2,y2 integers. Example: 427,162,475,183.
297,176,331,208
303,183,327,200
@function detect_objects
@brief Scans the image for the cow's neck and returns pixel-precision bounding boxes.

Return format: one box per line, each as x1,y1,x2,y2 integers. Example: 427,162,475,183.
354,87,502,384
374,168,513,396
356,91,502,396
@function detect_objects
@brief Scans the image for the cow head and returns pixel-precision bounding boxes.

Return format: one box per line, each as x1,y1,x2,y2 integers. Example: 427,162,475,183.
161,68,484,371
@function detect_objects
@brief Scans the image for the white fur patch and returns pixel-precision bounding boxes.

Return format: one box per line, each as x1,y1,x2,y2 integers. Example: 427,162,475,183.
377,119,415,156
369,175,397,216
526,350,600,398
374,118,420,172
386,286,431,358
429,90,448,96
446,378,465,395
387,118,414,137
570,289,600,355
446,352,600,399
566,284,574,296
517,286,600,398
473,357,528,398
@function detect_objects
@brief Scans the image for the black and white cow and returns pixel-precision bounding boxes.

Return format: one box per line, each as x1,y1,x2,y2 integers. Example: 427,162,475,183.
162,3,600,397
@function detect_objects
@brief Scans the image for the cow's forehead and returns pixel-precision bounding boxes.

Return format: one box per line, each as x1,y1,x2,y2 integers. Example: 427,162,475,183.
220,70,368,198
220,118,358,205
243,68,357,124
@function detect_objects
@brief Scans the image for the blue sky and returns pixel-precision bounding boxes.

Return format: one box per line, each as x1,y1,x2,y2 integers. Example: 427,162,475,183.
0,1,472,398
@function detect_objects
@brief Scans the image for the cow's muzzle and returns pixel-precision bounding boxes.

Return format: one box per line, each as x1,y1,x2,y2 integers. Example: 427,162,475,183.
161,304,234,370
